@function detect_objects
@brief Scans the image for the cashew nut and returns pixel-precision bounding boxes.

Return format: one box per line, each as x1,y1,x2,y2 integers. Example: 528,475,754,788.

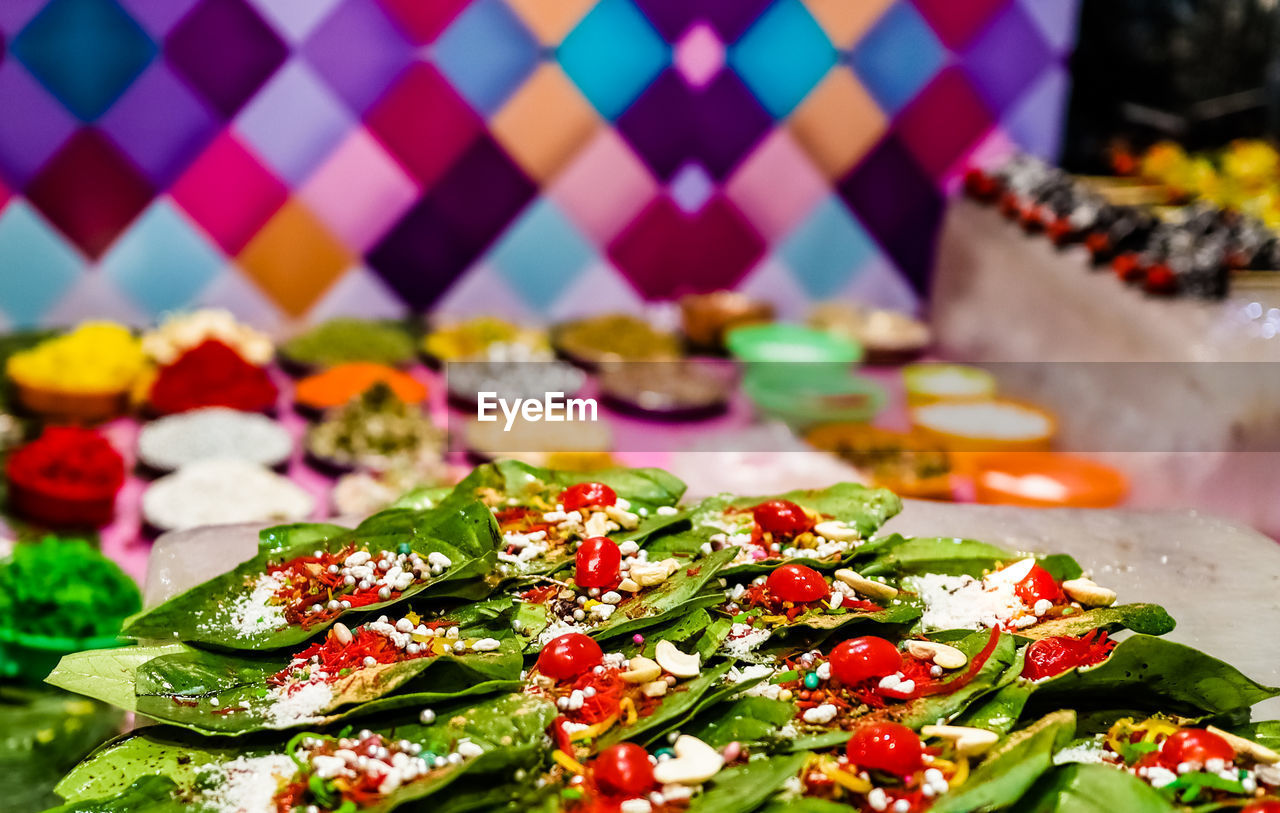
617,577,641,593
905,640,968,670
921,725,1000,757
620,656,662,684
652,735,724,785
641,680,668,698
1208,726,1280,765
834,569,899,600
605,504,640,530
814,521,859,542
1061,578,1117,608
654,640,701,678
584,511,613,538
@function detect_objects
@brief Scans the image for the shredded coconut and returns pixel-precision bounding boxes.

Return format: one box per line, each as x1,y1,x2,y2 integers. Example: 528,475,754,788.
264,681,333,727
1054,741,1108,766
908,559,1037,632
199,754,297,813
226,573,288,638
722,623,772,660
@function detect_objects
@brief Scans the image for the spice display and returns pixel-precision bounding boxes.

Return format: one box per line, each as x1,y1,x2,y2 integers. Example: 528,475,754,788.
422,315,550,361
445,358,585,406
136,407,294,472
5,426,125,527
553,313,683,366
597,359,736,418
294,363,426,413
280,318,416,369
306,382,443,470
6,322,144,394
148,339,279,415
679,290,774,351
0,537,140,640
902,363,997,406
808,303,931,364
141,308,274,366
141,459,314,532
805,424,954,500
330,464,451,516
910,399,1057,452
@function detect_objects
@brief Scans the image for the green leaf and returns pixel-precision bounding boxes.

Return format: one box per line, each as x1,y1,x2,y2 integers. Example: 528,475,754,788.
44,775,187,813
930,710,1077,813
45,644,187,713
257,522,350,554
120,501,501,650
685,753,810,813
597,662,734,748
861,536,1082,580
1015,604,1175,641
684,696,798,750
1231,719,1280,752
391,486,455,512
1011,763,1174,813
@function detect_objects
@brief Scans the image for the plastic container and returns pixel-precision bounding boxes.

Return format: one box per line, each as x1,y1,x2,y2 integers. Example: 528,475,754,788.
726,323,863,366
910,398,1057,455
902,364,996,407
971,452,1127,508
0,626,124,683
743,366,885,429
13,382,129,424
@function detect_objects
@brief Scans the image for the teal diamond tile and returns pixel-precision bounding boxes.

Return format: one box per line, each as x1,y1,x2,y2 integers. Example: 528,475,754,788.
778,195,877,298
729,0,836,118
559,0,669,120
0,201,85,325
433,0,539,115
98,198,225,315
12,0,157,121
487,199,594,310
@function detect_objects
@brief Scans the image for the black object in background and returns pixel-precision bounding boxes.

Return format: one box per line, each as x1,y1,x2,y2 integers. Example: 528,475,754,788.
1063,0,1279,172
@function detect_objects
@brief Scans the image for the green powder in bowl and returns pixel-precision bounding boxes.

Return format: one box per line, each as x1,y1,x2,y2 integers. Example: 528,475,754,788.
281,318,416,368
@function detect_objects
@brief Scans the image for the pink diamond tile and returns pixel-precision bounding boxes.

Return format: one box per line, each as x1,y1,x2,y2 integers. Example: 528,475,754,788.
43,272,149,327
249,0,343,41
299,128,420,252
170,131,288,254
736,256,811,319
430,261,535,321
938,126,1015,195
674,22,724,89
305,265,408,321
547,260,647,321
844,253,920,313
724,131,826,242
196,264,289,332
549,129,658,244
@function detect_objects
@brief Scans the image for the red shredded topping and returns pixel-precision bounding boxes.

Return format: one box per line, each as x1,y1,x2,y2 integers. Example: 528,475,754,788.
6,426,125,501
265,545,408,627
149,339,277,414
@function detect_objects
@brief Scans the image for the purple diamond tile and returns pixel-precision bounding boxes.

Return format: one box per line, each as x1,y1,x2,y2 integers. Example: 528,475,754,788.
617,68,771,181
1018,0,1078,53
669,162,714,213
249,0,342,41
165,0,288,118
631,0,696,41
99,60,218,186
117,0,201,36
704,0,774,42
0,0,47,33
235,59,354,185
303,0,414,114
962,1,1051,114
367,136,535,309
0,60,78,187
1002,64,1067,160
633,0,772,42
837,135,943,294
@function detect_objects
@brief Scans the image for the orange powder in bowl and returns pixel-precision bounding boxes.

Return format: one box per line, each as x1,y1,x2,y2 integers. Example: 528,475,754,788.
294,363,427,411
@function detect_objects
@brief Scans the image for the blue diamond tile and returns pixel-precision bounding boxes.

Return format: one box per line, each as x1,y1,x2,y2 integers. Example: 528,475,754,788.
433,0,539,115
728,0,836,119
235,59,354,185
778,195,878,298
669,162,714,213
487,199,594,310
0,201,84,325
559,0,670,120
98,198,224,314
11,0,157,121
849,2,947,115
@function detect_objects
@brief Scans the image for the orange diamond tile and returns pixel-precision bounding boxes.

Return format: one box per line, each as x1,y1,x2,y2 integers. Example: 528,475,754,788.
788,68,886,180
504,0,597,45
802,0,895,48
491,63,600,183
237,199,352,317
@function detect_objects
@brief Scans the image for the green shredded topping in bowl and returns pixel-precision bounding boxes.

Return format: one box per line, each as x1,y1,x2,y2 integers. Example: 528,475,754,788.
0,537,141,640
282,318,416,367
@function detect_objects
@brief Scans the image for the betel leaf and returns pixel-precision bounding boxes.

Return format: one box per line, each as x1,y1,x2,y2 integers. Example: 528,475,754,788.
647,482,903,575
1232,719,1280,752
861,536,1084,580
1029,634,1280,719
45,644,188,713
684,695,798,751
1014,603,1176,641
45,775,187,813
596,662,734,749
518,547,737,650
684,753,810,813
120,500,501,651
930,710,1077,813
1011,762,1174,813
392,486,456,512
257,522,351,554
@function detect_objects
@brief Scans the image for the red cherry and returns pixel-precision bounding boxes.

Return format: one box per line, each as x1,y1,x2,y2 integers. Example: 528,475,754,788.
765,564,829,603
752,500,813,536
575,536,622,588
1021,636,1090,681
593,743,656,796
1160,729,1236,767
846,722,924,777
536,633,603,682
828,636,902,685
1014,564,1062,606
560,482,617,512
1242,802,1280,813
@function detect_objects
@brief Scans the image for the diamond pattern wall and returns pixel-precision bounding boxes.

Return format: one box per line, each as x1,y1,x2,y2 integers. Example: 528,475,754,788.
0,0,1078,328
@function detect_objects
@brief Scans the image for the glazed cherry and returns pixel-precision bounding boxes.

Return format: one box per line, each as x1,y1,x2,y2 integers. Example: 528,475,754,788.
752,499,813,536
765,564,828,603
1242,802,1280,813
1021,635,1111,681
1160,729,1236,767
576,536,622,589
537,633,603,682
828,636,902,685
593,743,656,796
846,722,925,777
560,482,617,512
1014,564,1062,606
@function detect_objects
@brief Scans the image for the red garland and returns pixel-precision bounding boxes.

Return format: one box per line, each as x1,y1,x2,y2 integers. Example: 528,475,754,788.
149,339,277,415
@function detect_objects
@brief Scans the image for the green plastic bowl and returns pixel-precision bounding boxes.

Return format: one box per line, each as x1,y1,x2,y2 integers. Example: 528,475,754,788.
0,625,126,684
726,323,863,366
742,366,886,429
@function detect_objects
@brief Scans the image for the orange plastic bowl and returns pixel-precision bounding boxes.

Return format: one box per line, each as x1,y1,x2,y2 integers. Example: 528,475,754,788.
13,381,129,424
910,398,1057,456
971,452,1127,509
294,363,427,411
